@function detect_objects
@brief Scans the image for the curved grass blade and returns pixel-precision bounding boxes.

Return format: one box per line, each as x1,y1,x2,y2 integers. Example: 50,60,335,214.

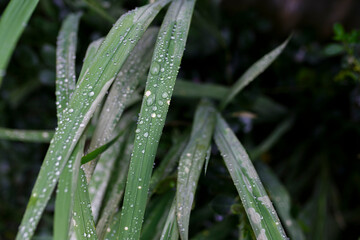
219,37,290,110
16,2,169,239
0,0,39,85
176,99,216,240
53,13,82,240
0,128,53,142
255,162,305,240
73,168,98,240
141,191,174,240
160,199,179,240
118,1,196,239
174,79,229,100
214,113,287,240
83,28,158,178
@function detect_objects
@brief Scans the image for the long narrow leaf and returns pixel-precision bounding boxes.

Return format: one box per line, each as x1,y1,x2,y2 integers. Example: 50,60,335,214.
173,79,229,100
53,13,82,240
214,113,287,239
219,37,290,109
16,2,169,239
119,1,196,239
83,28,158,178
176,99,216,240
0,0,39,85
160,199,179,240
0,128,53,142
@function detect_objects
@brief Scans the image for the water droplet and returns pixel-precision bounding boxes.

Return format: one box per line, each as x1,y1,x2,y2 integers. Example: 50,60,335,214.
89,91,95,96
162,92,168,98
150,62,160,75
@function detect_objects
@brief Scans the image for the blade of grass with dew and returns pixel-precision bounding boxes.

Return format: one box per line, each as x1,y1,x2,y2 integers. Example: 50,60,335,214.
16,2,170,239
78,37,104,85
88,111,136,222
53,13,82,240
118,0,196,238
0,0,39,85
0,128,53,142
103,211,121,240
160,199,179,240
255,162,305,240
149,133,188,194
219,37,290,109
250,117,293,160
214,113,287,239
173,79,229,100
83,28,158,179
96,126,135,239
54,136,85,240
141,191,174,240
73,168,98,240
176,99,216,240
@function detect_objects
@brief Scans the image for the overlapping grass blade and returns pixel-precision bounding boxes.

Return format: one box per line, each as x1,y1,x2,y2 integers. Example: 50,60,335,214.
53,13,82,240
176,99,216,240
160,199,179,240
141,191,174,240
103,211,121,240
255,162,305,240
16,2,170,239
78,38,104,83
73,169,98,240
214,113,287,239
0,0,39,85
54,136,85,240
119,0,196,238
219,37,290,109
173,79,229,100
83,28,158,179
0,128,53,142
95,126,135,239
149,133,188,194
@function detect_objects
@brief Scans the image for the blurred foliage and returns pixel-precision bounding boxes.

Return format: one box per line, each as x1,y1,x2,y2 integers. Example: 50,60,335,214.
0,0,359,239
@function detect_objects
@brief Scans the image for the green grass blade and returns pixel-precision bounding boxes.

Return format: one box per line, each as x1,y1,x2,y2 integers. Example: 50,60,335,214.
0,0,39,85
95,126,135,239
54,136,85,240
103,211,122,240
55,13,81,120
176,99,216,240
174,79,229,100
141,191,174,240
78,38,104,83
73,168,98,240
160,199,179,240
16,2,169,239
0,128,53,142
214,113,287,239
53,13,82,240
149,133,188,194
219,37,290,109
118,0,196,238
255,162,305,240
83,28,157,178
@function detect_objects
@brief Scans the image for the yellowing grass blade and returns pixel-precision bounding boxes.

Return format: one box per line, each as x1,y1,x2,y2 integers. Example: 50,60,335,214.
16,2,170,239
176,99,216,240
219,37,290,109
0,0,39,86
214,113,287,239
118,0,196,239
